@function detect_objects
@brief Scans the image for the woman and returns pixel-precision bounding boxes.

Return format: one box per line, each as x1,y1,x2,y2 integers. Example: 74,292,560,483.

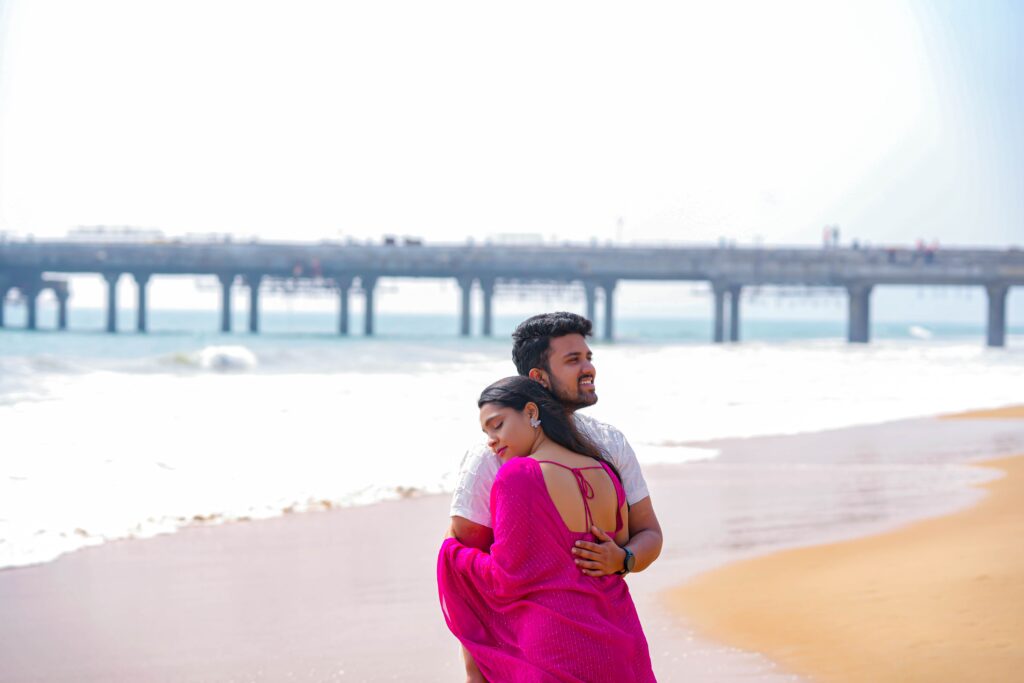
437,376,656,682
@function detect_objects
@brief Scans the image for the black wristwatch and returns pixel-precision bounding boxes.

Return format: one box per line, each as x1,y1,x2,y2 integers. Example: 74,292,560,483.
618,547,636,576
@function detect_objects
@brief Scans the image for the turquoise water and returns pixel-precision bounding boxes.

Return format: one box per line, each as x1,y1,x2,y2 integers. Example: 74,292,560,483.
0,307,1016,360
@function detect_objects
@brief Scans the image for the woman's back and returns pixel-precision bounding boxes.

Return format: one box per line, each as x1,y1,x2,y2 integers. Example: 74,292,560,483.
530,451,629,546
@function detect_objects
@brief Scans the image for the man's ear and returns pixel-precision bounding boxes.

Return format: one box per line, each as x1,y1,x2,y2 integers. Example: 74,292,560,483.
528,368,550,389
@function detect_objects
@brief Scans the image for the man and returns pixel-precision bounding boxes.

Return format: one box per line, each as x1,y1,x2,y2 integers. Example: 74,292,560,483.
449,312,664,680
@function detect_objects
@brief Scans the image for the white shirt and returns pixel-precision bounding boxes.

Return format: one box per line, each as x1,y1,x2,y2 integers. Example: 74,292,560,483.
449,412,651,528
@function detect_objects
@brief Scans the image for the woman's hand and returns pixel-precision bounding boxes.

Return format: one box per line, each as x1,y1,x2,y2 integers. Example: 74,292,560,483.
572,526,627,577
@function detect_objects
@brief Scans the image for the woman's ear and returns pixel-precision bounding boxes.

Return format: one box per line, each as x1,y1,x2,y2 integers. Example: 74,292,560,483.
524,402,539,421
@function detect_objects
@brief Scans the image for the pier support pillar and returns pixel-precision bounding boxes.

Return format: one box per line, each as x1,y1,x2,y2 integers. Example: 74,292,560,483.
601,280,616,341
246,274,262,334
103,272,121,333
457,277,474,337
711,282,726,343
0,286,8,328
336,277,353,335
846,283,873,343
480,278,495,337
986,283,1009,348
133,273,150,333
583,281,598,326
218,273,234,333
55,285,69,331
728,285,742,342
362,276,377,336
25,285,40,331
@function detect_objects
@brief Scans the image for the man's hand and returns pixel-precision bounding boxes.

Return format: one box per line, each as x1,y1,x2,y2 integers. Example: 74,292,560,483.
572,526,626,577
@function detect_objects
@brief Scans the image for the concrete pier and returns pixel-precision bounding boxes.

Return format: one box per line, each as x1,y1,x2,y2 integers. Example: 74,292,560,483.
729,285,741,342
337,277,352,336
55,286,69,331
712,283,741,343
602,280,616,341
584,281,597,328
2,240,1022,346
362,276,377,336
0,281,69,331
25,285,39,331
712,283,727,343
480,278,495,337
218,274,234,333
133,273,150,333
458,276,473,337
986,283,1009,348
246,274,262,334
847,283,873,343
104,272,120,333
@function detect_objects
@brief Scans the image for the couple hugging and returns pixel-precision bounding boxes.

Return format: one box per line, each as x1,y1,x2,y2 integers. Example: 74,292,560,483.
438,312,662,682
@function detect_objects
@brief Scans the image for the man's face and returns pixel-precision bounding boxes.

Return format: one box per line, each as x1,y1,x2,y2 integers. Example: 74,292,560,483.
533,333,597,411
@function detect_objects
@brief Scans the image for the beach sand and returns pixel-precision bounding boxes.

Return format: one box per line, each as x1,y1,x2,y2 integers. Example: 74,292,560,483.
0,493,463,683
941,404,1024,420
669,442,1024,680
3,411,1024,682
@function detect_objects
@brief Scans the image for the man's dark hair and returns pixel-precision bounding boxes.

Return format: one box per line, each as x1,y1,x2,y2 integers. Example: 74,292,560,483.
511,312,593,377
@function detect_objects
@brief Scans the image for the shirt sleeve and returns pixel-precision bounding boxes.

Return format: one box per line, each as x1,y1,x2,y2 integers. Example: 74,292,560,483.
575,413,650,506
449,443,501,528
612,432,651,506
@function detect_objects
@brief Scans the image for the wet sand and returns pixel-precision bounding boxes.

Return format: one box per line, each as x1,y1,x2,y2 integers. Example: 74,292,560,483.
669,406,1024,683
2,411,1024,682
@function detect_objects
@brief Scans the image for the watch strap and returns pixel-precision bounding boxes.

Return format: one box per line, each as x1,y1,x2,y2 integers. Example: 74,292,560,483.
618,547,635,575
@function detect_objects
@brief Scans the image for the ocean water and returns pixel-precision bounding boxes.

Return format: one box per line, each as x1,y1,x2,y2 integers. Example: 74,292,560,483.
1,309,1023,570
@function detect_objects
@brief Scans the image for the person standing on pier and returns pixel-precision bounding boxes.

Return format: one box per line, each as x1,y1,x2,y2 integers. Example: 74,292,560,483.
446,312,664,681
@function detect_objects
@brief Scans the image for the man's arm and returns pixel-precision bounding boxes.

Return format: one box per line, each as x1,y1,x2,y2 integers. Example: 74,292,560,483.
571,495,663,577
623,496,663,572
449,515,494,552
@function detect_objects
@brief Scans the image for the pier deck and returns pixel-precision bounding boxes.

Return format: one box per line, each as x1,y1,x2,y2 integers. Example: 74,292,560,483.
1,240,1020,345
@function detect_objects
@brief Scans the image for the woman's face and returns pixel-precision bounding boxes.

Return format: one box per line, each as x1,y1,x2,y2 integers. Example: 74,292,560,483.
479,402,538,462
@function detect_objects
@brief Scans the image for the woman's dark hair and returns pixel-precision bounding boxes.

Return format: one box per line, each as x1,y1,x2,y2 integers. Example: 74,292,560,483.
478,376,620,481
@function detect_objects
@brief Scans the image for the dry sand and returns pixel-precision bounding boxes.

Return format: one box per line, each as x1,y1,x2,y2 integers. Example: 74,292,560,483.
941,404,1024,420
667,453,1024,682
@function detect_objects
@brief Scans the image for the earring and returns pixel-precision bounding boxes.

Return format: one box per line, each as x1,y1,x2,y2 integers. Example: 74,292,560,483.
530,416,542,428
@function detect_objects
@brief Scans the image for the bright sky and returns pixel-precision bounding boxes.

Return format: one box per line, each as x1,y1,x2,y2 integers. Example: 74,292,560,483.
0,0,1021,320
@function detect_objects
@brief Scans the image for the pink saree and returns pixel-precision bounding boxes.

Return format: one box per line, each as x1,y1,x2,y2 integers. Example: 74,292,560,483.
438,457,656,682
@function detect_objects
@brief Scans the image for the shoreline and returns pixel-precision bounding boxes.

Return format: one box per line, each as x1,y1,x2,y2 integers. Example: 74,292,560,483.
666,405,1024,682
2,409,1024,681
5,401,1022,575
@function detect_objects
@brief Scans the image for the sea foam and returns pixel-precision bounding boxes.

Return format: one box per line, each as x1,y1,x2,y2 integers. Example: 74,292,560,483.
1,335,1022,569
